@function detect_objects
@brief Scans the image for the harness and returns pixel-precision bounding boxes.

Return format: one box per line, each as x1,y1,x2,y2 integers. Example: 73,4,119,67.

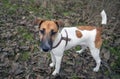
52,30,71,49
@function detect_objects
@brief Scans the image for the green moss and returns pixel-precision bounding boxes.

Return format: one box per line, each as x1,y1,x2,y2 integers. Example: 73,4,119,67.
2,0,18,14
64,50,69,54
20,52,30,61
8,7,16,15
17,27,34,47
25,4,38,13
103,40,120,71
72,74,80,79
1,0,10,6
110,46,120,69
77,22,87,26
102,40,109,47
23,32,33,41
75,46,81,51
104,70,109,76
17,27,33,41
63,12,69,16
111,74,120,79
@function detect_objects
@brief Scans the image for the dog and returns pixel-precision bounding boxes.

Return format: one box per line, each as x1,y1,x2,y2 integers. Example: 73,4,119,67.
34,10,107,75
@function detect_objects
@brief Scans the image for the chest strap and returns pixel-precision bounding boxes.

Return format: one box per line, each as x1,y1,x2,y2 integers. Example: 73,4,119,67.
52,30,71,49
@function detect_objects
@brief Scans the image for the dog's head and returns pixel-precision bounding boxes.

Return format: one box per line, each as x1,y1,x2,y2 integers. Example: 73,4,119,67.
34,19,64,52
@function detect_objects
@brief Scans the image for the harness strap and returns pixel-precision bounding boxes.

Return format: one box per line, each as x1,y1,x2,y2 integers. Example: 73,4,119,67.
52,30,71,49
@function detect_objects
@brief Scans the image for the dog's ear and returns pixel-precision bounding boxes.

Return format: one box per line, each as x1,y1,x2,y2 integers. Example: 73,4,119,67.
54,20,64,32
33,18,45,32
33,18,45,28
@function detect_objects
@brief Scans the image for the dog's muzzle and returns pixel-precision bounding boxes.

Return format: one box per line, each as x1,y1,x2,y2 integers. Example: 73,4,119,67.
40,39,52,52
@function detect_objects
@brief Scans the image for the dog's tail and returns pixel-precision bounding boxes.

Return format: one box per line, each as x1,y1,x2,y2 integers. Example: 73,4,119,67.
100,10,107,25
97,10,107,32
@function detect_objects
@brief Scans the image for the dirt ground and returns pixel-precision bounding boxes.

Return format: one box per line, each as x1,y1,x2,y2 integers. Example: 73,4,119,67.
0,0,120,79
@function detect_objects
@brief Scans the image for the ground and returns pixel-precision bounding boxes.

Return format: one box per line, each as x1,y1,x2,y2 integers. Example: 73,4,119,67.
0,0,120,79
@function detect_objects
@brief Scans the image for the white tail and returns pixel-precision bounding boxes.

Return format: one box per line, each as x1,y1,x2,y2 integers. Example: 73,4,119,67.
101,10,107,24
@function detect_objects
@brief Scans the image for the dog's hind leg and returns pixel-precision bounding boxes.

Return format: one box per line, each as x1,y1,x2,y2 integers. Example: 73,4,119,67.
76,45,87,54
90,47,101,72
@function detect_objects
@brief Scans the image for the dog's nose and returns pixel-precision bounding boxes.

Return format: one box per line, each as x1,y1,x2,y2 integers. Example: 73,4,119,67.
42,44,51,52
40,39,52,52
42,48,50,52
41,44,51,52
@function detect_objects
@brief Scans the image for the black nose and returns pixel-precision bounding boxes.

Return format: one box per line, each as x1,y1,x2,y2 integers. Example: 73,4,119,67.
42,48,50,52
41,45,51,52
40,39,52,52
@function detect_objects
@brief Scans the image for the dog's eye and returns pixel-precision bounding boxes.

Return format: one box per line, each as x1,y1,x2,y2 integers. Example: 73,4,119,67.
40,30,45,34
51,30,57,35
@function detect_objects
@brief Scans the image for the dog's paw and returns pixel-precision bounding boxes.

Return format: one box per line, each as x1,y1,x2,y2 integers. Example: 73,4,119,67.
76,50,82,54
52,70,58,76
93,67,99,72
49,63,55,67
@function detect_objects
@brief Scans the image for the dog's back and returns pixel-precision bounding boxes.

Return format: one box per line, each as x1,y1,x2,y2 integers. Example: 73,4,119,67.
61,26,98,50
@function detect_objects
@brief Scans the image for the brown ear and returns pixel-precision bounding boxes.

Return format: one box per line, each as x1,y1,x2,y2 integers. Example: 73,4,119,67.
33,18,45,27
55,20,64,31
33,18,45,32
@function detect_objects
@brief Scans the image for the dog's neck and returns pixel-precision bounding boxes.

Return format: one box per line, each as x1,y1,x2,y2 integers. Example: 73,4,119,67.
53,32,62,47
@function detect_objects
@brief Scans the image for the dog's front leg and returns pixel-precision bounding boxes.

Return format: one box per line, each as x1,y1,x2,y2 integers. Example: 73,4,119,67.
52,54,63,75
49,52,56,67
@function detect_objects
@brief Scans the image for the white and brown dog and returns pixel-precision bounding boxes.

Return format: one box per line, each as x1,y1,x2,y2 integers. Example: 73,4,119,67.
34,10,107,75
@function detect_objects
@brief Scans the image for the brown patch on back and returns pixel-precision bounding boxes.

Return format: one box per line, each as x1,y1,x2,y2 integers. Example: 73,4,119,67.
95,27,102,48
76,30,82,38
77,26,102,48
77,26,96,31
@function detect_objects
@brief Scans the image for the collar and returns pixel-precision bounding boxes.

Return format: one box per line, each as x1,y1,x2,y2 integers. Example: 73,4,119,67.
52,30,71,49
